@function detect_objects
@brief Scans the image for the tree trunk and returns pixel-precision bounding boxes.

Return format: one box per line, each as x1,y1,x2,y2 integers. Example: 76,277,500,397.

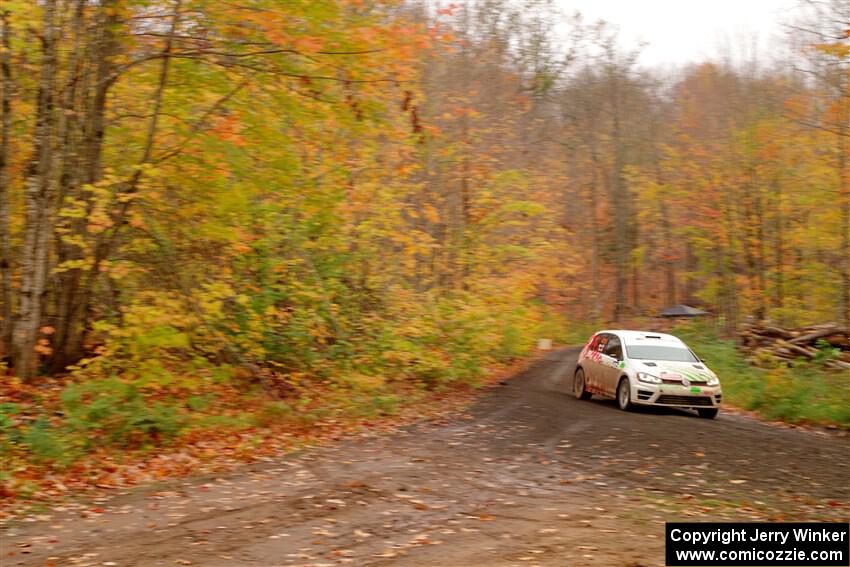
838,88,849,331
631,222,640,313
721,188,739,336
0,9,13,356
588,144,602,320
60,0,181,370
652,135,675,308
458,8,472,291
772,178,784,319
684,241,696,305
609,74,627,320
51,0,119,371
754,169,766,321
659,196,676,307
12,0,60,380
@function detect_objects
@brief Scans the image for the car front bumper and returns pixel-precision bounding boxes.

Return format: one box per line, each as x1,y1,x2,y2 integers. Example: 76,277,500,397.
632,382,722,408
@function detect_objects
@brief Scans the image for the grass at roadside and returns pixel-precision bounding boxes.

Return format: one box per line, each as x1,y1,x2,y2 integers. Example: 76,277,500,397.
673,322,850,428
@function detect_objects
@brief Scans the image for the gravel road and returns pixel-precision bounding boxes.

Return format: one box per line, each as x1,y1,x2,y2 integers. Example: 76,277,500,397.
4,347,849,566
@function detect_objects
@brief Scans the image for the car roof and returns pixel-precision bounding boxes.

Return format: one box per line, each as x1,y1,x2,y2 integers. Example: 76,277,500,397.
595,330,686,345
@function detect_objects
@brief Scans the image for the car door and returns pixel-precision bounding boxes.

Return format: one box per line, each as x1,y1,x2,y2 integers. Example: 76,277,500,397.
583,333,609,394
598,334,624,397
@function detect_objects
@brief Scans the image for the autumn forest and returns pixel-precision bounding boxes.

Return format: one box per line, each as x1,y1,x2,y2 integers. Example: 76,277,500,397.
0,0,848,505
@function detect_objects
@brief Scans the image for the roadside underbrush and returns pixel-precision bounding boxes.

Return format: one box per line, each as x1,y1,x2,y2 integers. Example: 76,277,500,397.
0,371,513,518
673,323,850,428
0,291,563,515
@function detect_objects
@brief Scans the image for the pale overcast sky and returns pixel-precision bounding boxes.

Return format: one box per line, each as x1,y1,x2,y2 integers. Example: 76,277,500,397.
554,0,800,67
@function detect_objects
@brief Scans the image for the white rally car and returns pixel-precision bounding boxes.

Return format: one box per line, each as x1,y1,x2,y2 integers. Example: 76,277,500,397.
574,330,721,418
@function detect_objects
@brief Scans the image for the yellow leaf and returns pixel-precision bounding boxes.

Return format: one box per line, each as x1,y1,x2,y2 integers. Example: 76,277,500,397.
423,204,440,223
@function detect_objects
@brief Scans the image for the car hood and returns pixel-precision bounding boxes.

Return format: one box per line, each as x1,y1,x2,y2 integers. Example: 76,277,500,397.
633,360,717,383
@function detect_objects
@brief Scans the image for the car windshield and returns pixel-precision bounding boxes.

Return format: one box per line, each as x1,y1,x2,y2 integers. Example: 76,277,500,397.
625,344,699,362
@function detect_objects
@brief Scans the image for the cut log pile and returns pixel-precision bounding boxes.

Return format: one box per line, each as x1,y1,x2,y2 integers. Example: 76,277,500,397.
739,323,850,371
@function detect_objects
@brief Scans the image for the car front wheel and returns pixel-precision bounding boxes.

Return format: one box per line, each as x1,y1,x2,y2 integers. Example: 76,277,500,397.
697,408,719,419
617,378,633,411
574,368,592,400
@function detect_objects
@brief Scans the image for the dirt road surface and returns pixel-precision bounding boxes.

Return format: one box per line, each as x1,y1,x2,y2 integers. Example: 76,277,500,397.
4,348,849,566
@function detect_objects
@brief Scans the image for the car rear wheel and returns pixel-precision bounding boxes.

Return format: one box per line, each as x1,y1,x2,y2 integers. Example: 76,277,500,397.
574,368,591,400
697,408,719,419
617,378,633,411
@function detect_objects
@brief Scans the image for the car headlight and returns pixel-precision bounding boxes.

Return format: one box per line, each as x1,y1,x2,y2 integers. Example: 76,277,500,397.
706,376,719,386
637,372,661,384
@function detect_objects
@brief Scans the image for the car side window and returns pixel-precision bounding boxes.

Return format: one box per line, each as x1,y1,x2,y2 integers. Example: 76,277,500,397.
596,333,609,353
604,335,623,360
